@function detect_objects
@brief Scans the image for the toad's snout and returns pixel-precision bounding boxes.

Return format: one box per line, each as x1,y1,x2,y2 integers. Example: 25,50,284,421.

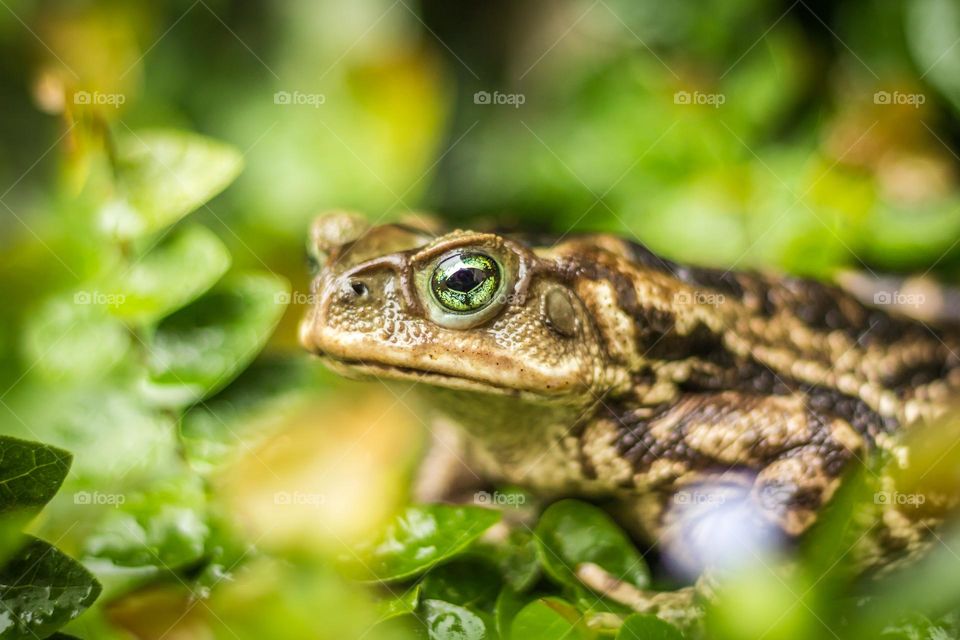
299,259,417,357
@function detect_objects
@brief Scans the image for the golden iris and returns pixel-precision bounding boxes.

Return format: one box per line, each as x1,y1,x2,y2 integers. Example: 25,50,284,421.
430,252,501,313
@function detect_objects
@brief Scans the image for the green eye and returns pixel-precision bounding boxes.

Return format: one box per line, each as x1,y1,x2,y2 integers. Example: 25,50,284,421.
430,252,501,313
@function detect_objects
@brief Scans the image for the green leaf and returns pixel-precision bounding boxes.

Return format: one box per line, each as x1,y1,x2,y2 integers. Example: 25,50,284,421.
82,475,208,569
420,558,502,611
863,200,960,271
907,0,960,113
534,500,649,592
0,436,71,515
848,525,960,637
491,528,541,593
359,505,501,582
617,614,683,640
494,586,528,640
22,298,130,382
878,612,941,640
367,615,429,640
705,563,814,640
0,536,101,639
205,558,402,640
0,384,179,488
510,597,587,640
377,585,421,622
363,614,430,640
188,512,250,601
422,599,492,640
102,130,243,238
103,224,231,324
179,356,314,474
142,271,290,407
799,466,874,590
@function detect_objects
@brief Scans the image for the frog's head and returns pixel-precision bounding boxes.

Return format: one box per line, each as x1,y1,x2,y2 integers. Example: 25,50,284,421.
299,212,608,403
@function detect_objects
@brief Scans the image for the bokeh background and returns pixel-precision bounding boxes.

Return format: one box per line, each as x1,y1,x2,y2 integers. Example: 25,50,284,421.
3,0,960,638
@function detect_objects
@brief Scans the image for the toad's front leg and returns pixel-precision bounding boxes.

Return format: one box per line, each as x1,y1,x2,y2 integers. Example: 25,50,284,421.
580,391,866,615
615,390,865,551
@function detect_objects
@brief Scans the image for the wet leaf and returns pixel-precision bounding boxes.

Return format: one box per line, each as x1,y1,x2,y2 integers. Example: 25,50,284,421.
534,500,649,592
82,474,208,569
0,436,71,515
0,536,101,639
359,505,500,582
376,585,421,622
420,557,501,611
422,599,492,640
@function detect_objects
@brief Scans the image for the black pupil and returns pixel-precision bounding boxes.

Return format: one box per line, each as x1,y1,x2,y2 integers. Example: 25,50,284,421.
446,267,486,293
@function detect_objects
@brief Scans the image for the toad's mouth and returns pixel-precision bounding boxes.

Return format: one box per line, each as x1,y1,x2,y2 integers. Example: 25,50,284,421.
316,355,561,400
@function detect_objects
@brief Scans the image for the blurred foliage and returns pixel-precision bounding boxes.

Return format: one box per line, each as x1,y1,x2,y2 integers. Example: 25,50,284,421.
1,0,960,638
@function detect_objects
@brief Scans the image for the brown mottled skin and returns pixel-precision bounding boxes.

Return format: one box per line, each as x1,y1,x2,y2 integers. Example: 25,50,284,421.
300,212,960,619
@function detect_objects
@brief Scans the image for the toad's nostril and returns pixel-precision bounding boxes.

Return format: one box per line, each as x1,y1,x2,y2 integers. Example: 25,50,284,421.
349,280,368,297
